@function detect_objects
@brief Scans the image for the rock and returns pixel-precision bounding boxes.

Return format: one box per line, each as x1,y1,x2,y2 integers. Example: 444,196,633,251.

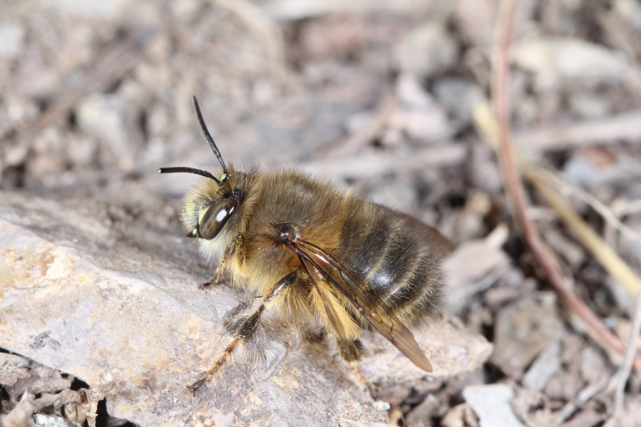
463,384,525,427
545,364,584,402
567,91,612,120
559,409,605,427
33,414,79,427
542,228,585,270
512,38,633,89
0,189,491,426
453,0,537,49
441,403,478,427
466,144,503,195
358,317,493,384
511,388,555,427
0,353,31,388
390,74,453,143
563,146,632,190
492,293,565,379
365,175,419,216
443,239,511,315
40,0,130,19
0,21,25,60
393,22,458,78
522,337,562,392
297,15,366,59
579,346,610,385
613,0,641,33
613,395,641,427
76,94,142,171
432,77,485,125
452,0,497,47
405,393,440,427
0,190,383,426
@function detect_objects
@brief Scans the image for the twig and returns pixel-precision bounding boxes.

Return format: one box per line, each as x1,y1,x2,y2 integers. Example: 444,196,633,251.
612,292,641,418
611,198,641,218
606,198,641,244
554,377,609,425
475,102,641,299
491,0,520,219
262,0,435,21
514,109,641,152
596,12,641,104
490,0,641,377
87,398,98,427
210,0,298,86
535,166,640,242
322,91,398,159
476,101,641,374
297,143,466,178
524,166,640,298
15,29,151,152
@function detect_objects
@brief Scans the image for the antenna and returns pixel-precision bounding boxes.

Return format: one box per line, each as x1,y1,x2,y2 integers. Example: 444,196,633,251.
158,97,230,184
193,96,229,179
158,167,221,184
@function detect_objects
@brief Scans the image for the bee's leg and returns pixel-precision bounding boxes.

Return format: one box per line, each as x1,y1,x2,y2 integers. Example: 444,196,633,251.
200,234,244,289
337,338,363,362
188,270,299,392
199,267,227,289
348,361,378,395
338,338,378,395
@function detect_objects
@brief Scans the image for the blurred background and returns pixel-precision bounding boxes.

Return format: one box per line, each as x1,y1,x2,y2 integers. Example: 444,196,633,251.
3,0,641,238
2,0,641,219
2,0,641,426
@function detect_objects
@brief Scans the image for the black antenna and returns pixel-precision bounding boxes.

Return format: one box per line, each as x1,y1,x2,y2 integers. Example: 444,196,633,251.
193,96,229,178
158,167,221,184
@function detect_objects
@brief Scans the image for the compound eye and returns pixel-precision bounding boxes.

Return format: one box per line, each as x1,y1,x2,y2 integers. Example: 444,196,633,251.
198,198,238,240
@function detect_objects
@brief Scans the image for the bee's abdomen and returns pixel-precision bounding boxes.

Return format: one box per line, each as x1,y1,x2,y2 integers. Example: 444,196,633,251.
340,201,450,325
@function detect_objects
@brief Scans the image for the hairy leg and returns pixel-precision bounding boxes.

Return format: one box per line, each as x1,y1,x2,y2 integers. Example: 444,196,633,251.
189,270,299,392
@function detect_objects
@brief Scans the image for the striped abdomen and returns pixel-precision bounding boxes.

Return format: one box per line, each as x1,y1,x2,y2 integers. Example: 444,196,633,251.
338,199,453,326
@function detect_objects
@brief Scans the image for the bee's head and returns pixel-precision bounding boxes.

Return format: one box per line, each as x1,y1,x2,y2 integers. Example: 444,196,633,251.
180,177,243,240
160,96,242,242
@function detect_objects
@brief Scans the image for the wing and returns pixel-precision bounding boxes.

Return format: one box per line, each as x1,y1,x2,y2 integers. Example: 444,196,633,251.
300,256,354,340
285,238,433,372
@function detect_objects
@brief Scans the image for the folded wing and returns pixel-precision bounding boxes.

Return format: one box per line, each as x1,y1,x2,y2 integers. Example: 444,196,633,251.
286,238,433,372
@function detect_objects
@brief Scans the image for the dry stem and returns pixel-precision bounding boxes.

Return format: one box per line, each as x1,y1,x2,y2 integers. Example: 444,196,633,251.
613,292,641,418
491,0,641,375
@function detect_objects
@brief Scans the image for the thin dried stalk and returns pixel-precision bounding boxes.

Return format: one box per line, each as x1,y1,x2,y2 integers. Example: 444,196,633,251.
514,109,641,151
323,91,398,159
523,166,640,298
476,100,641,373
612,292,641,418
474,103,641,300
535,167,640,242
490,0,641,374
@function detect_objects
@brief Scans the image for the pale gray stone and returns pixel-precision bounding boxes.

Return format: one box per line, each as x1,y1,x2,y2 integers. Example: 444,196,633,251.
463,384,525,427
0,189,491,426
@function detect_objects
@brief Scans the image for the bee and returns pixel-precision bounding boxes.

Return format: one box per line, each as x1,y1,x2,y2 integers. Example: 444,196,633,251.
160,97,454,391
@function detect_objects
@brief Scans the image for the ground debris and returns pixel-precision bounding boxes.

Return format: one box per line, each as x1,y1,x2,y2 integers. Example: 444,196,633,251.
1,0,640,425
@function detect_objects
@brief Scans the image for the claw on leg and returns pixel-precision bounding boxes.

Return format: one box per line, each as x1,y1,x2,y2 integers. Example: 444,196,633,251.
348,361,378,396
199,268,227,290
187,337,241,393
